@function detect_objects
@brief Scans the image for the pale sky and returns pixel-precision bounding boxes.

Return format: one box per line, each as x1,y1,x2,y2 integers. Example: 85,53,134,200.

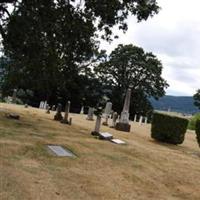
100,0,200,96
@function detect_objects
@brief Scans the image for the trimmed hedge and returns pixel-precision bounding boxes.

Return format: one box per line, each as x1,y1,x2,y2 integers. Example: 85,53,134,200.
151,112,188,145
195,119,200,147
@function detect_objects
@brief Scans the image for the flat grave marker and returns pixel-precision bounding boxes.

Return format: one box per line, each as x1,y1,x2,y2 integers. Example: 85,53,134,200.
111,139,126,145
99,132,113,140
47,145,76,157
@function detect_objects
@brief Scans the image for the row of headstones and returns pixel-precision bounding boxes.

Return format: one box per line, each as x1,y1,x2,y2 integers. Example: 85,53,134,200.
39,100,72,124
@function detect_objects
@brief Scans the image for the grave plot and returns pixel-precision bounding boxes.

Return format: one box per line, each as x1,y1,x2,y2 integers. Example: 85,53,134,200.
47,145,76,157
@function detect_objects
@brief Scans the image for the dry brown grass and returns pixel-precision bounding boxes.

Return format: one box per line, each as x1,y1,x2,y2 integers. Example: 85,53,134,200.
0,103,200,200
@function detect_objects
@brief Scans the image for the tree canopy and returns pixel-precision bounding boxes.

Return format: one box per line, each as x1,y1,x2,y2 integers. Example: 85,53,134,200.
0,0,164,114
95,44,168,116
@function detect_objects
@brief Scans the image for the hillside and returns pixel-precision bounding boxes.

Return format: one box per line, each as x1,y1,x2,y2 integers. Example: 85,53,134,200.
0,103,200,200
150,95,199,114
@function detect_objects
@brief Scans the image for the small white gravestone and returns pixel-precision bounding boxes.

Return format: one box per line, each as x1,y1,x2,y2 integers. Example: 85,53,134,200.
102,102,112,125
139,116,143,125
99,132,113,140
86,107,94,120
80,106,84,114
145,117,148,124
134,115,137,122
47,145,75,157
111,139,126,145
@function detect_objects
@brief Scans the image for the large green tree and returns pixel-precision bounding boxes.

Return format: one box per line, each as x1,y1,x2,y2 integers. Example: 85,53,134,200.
95,44,169,116
1,0,160,107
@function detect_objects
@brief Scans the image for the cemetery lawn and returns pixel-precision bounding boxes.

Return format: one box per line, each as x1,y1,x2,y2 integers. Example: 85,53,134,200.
0,103,200,200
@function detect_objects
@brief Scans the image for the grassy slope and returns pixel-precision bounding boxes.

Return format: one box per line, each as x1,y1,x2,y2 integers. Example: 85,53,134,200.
0,103,200,200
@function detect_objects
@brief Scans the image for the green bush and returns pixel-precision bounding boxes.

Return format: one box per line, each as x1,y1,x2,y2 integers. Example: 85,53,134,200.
188,113,200,130
151,112,188,145
195,119,200,147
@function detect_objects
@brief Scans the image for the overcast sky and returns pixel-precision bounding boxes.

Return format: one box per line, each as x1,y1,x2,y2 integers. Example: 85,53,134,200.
100,0,200,96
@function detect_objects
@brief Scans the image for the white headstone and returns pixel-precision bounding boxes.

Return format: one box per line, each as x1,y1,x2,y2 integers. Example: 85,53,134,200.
145,117,148,124
139,116,143,125
134,115,137,122
87,107,94,120
80,106,84,114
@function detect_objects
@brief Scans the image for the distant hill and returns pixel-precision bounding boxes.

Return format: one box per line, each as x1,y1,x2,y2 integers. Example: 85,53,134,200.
150,95,199,114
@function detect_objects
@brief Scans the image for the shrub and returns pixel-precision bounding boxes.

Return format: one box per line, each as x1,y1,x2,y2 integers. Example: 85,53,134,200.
195,119,200,147
151,112,189,145
188,113,200,130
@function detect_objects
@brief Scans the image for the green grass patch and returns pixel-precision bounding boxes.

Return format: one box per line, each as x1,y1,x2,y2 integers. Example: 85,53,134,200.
188,113,200,130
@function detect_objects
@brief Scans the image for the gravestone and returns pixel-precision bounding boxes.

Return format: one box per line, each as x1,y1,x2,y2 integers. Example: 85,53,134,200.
99,132,113,140
86,107,94,121
80,106,84,114
91,115,101,136
134,115,137,122
39,101,42,109
40,101,44,109
139,116,143,125
52,105,56,111
102,102,112,126
111,139,126,144
24,104,28,108
115,88,131,132
44,101,48,110
110,112,118,128
145,117,148,124
47,145,76,157
12,89,17,104
61,101,71,124
54,103,63,121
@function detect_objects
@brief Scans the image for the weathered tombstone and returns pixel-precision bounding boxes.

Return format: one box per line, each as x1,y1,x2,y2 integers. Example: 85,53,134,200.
54,103,63,121
115,88,131,132
91,115,101,136
43,101,47,110
134,115,137,122
61,101,71,124
139,116,143,125
12,89,17,104
80,106,84,114
24,104,28,108
51,105,56,111
145,117,148,124
110,112,118,128
102,102,112,126
39,101,42,109
40,101,44,109
86,107,94,121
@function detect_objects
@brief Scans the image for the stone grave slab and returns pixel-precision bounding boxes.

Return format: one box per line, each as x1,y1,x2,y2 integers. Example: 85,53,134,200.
111,139,126,145
47,145,75,157
99,132,113,140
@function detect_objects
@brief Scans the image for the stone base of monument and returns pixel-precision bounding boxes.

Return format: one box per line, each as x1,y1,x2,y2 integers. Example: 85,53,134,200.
115,122,131,132
102,122,108,126
60,117,72,125
91,131,99,136
86,117,94,121
54,114,63,121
